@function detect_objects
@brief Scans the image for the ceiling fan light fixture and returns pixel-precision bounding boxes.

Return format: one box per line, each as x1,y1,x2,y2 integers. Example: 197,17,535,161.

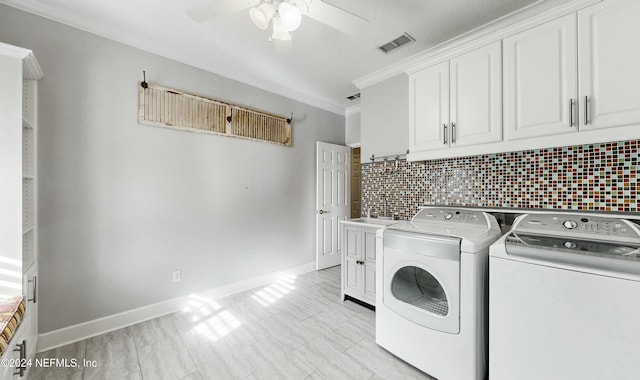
271,16,292,41
249,2,275,30
278,2,302,31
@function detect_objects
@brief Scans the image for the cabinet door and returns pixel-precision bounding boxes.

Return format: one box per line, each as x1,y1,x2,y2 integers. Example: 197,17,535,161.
450,41,503,146
362,261,376,305
409,61,450,152
504,14,578,140
344,257,361,295
344,226,361,260
22,265,37,361
363,228,377,263
578,0,640,130
2,325,26,379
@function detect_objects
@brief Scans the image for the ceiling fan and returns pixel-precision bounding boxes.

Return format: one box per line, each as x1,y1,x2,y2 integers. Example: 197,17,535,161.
187,0,368,40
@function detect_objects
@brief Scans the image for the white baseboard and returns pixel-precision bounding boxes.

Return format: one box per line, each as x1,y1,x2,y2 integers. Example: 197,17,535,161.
37,261,316,352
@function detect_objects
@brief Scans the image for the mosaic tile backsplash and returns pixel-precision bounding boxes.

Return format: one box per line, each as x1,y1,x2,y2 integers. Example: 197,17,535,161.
361,140,639,220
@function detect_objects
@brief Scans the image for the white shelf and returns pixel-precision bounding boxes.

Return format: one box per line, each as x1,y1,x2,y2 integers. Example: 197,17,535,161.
23,178,34,233
23,120,35,178
22,117,33,130
22,78,36,127
23,229,35,270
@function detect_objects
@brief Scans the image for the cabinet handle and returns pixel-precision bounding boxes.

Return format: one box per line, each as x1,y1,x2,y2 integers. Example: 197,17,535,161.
569,98,574,127
12,340,26,377
28,276,36,303
318,210,330,215
584,96,589,125
443,124,448,145
451,122,456,143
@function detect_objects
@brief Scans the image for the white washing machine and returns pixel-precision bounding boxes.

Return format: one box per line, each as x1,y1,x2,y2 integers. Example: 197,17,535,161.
376,207,501,380
489,213,640,380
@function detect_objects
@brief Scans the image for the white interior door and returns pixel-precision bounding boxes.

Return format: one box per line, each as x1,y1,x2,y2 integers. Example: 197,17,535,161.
316,142,350,270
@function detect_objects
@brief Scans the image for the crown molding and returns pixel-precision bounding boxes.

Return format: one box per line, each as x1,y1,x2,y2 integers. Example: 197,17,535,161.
0,1,346,115
0,41,44,80
353,0,601,89
345,104,361,116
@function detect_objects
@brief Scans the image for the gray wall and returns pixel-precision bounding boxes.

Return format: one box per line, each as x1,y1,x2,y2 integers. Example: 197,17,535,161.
0,5,345,333
360,74,409,162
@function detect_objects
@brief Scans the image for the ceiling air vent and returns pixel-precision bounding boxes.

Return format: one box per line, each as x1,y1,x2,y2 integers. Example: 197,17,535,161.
346,93,361,101
378,33,416,54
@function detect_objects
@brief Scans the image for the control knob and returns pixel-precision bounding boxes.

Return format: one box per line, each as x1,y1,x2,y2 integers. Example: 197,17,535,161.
562,220,578,230
444,213,453,220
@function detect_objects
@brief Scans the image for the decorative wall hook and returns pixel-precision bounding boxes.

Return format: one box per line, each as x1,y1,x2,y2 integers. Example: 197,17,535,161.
369,151,408,164
141,70,148,89
286,113,293,124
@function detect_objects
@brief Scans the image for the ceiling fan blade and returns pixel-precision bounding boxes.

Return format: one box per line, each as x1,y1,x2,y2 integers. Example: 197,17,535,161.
187,0,260,22
307,0,369,35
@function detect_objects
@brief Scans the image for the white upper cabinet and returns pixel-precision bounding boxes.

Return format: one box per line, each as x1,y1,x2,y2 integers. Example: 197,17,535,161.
409,42,502,153
504,14,578,140
578,0,640,130
398,0,640,161
409,61,449,152
450,41,502,147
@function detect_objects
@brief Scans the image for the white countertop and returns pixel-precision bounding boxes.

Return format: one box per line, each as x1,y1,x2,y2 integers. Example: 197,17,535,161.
340,217,400,228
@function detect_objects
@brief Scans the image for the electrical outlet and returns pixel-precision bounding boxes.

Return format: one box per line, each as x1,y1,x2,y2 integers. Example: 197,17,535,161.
172,270,181,282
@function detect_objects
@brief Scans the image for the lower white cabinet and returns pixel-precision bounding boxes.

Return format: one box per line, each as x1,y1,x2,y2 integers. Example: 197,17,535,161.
0,324,26,379
0,269,38,380
22,265,37,365
341,223,382,306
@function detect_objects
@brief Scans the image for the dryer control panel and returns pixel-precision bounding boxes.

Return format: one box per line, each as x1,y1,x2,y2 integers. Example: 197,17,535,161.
413,208,489,226
513,214,640,241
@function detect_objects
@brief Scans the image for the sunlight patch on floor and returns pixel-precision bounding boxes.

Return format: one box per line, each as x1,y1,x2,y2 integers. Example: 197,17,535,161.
250,272,298,307
187,295,242,342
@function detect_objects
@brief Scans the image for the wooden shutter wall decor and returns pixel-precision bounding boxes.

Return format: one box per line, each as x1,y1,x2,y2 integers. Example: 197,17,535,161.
138,82,292,147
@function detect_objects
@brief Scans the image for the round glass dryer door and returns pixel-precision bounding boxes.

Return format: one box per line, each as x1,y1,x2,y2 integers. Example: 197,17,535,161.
391,266,449,316
382,229,461,334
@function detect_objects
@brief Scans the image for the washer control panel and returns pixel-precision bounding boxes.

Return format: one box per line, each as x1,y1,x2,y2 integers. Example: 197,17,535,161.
514,214,640,240
413,208,488,226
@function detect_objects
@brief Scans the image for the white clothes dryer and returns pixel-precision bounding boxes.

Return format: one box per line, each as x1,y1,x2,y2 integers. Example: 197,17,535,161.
489,213,640,380
376,207,501,380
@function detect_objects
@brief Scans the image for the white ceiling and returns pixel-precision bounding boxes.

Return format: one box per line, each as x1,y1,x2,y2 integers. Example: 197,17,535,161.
0,0,570,114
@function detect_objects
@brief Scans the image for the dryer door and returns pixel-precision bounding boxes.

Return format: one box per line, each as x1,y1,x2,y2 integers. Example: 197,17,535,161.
383,230,461,334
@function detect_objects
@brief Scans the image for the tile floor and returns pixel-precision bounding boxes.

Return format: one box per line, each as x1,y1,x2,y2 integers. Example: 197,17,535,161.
29,266,433,380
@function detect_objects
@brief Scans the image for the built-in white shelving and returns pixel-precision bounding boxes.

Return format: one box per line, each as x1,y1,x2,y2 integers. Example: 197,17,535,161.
0,42,42,379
